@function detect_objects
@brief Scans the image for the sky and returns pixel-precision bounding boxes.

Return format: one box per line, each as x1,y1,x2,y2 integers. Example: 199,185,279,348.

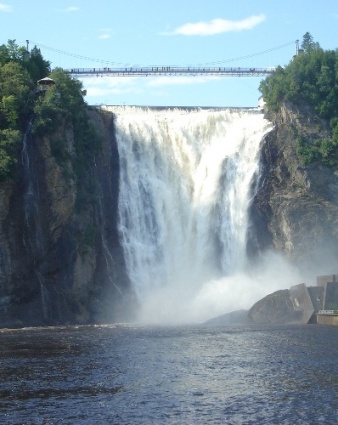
1,0,338,107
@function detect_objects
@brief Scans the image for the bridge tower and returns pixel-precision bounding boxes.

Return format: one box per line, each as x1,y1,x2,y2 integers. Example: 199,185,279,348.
295,40,304,56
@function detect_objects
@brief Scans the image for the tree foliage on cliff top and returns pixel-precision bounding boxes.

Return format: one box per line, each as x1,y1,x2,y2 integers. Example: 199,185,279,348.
0,40,50,181
259,33,338,166
0,40,101,184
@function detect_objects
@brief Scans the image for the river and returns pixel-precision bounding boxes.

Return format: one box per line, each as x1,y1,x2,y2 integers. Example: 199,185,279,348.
1,324,338,424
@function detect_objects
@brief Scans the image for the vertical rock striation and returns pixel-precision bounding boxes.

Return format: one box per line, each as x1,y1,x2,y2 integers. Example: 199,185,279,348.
0,108,132,328
251,101,338,279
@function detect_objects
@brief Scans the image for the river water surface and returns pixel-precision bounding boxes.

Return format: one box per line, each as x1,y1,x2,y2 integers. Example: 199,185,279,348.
1,324,338,424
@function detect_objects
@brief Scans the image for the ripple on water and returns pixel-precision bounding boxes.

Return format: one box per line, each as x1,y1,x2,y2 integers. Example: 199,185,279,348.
0,324,338,424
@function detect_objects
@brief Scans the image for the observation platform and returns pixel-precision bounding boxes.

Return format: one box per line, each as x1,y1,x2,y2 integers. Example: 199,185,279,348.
66,66,276,78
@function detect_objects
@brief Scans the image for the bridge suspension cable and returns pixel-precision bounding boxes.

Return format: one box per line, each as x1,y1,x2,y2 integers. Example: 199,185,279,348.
28,39,294,69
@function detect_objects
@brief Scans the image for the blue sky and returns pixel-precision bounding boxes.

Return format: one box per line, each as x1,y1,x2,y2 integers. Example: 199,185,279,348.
1,0,338,107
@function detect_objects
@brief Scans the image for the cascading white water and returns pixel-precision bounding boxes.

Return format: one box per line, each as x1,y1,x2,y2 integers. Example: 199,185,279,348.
105,106,283,323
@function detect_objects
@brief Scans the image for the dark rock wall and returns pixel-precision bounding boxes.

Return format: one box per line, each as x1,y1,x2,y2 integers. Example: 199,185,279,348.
87,109,134,323
0,108,132,328
250,102,338,279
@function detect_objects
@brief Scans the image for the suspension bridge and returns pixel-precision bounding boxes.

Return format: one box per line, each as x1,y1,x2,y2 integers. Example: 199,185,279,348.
65,66,276,78
28,39,299,80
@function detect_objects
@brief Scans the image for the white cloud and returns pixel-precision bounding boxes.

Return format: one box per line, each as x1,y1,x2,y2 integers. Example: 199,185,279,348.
66,6,80,12
0,3,12,12
55,6,80,13
165,14,266,36
98,28,113,39
81,75,215,100
99,34,111,40
147,76,219,87
82,76,140,98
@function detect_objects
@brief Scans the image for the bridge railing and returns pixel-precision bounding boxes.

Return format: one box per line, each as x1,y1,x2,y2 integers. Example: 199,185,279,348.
66,66,276,77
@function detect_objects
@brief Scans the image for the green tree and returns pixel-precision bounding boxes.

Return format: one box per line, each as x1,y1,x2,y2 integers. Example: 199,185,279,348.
0,44,11,66
260,33,338,166
0,39,101,185
32,67,86,133
301,32,320,53
23,46,51,81
0,129,21,182
0,61,34,129
5,39,26,62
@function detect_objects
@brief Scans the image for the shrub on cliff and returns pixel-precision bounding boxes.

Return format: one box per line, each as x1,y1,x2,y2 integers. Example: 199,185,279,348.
259,33,338,166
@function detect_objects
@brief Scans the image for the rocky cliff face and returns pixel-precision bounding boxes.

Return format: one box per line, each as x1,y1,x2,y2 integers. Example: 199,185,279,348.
0,108,133,328
2,102,338,328
250,101,338,280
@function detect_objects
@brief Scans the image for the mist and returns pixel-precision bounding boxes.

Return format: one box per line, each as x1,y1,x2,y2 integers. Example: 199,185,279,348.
134,251,303,324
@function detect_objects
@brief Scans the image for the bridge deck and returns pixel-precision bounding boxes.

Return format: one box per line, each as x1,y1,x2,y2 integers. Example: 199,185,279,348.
67,66,276,77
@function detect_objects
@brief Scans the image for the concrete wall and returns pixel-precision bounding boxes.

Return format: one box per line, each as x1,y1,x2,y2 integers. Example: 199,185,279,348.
289,283,315,324
307,286,324,310
317,313,338,326
316,275,338,310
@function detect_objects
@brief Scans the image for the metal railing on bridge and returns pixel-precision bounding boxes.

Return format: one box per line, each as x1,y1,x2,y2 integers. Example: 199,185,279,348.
66,66,276,77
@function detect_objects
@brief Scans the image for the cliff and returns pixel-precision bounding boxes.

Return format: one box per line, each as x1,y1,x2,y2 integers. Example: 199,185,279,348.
0,108,133,327
250,101,338,280
1,101,338,328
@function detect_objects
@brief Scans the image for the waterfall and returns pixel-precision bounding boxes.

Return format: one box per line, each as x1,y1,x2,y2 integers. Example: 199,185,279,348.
21,119,43,257
21,119,48,319
106,106,275,323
